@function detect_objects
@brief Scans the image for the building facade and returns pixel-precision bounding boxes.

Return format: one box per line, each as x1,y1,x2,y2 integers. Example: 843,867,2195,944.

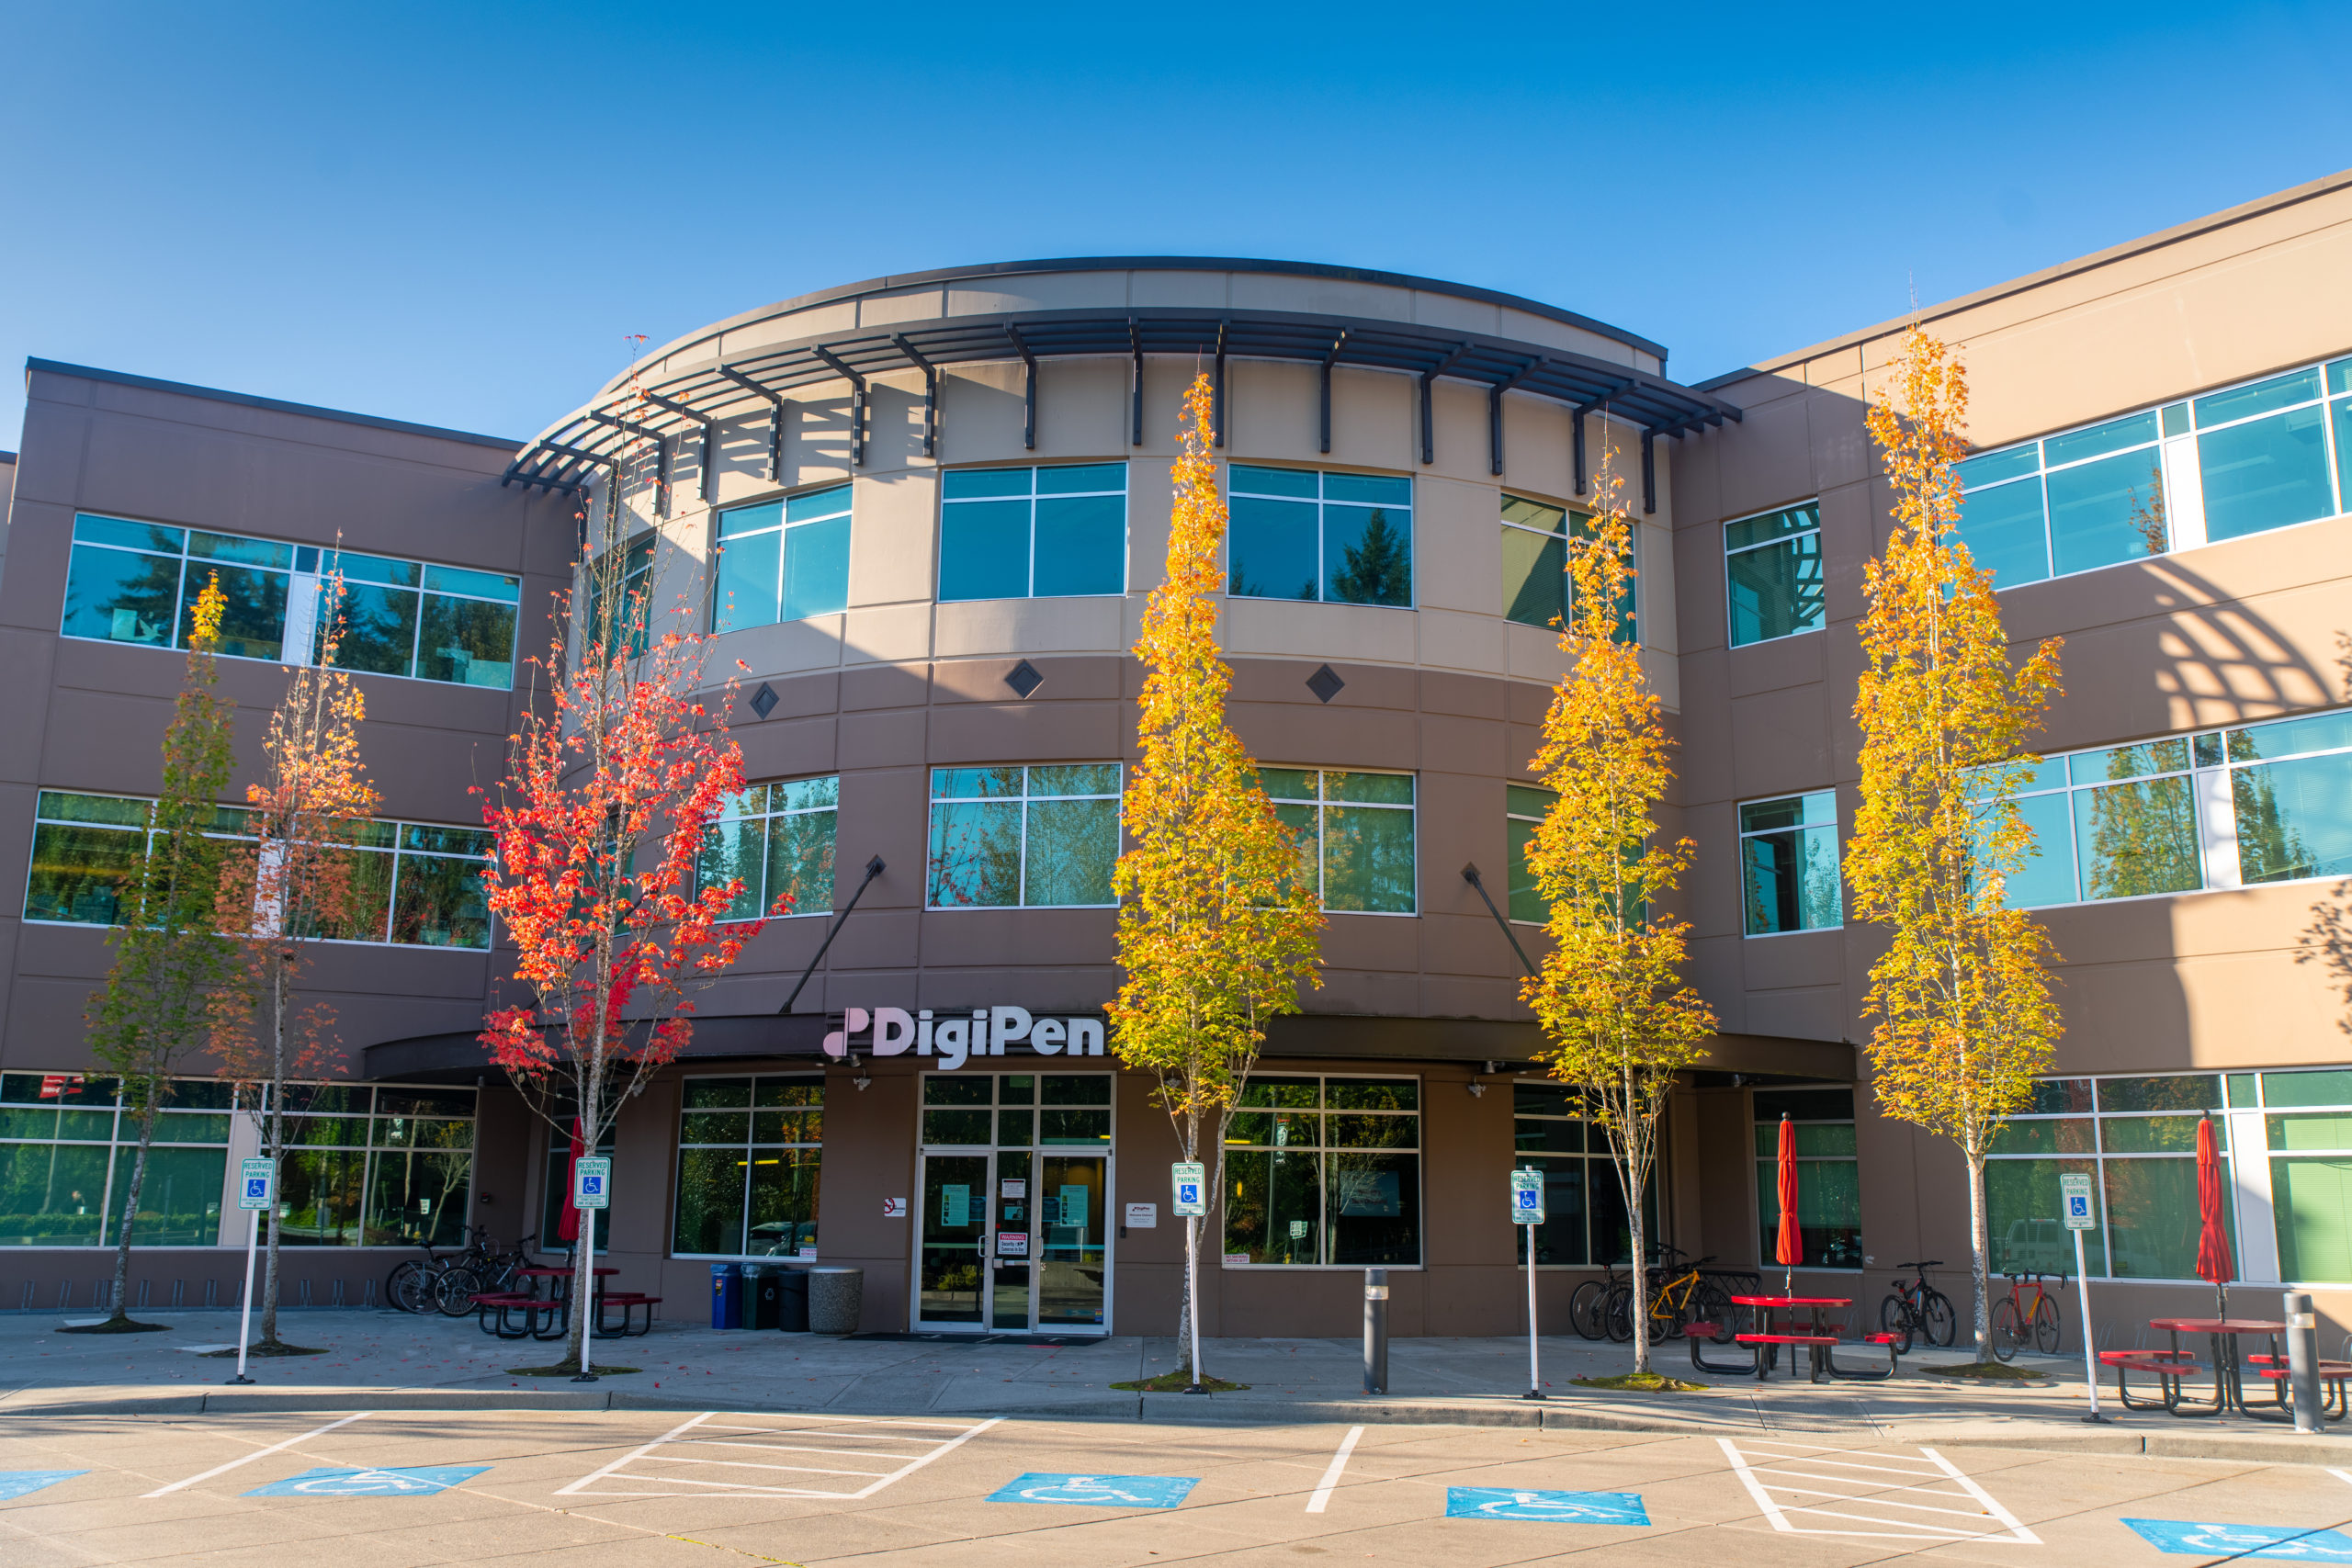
3,170,2349,1341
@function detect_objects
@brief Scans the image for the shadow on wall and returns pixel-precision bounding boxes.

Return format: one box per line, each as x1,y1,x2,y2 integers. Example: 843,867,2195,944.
2294,633,2352,1039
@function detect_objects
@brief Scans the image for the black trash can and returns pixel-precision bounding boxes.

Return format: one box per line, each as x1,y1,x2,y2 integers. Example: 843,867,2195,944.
775,1266,810,1333
746,1264,781,1331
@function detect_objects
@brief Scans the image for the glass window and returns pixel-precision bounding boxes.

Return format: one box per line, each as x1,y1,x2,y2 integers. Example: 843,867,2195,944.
672,1074,823,1258
939,465,1125,602
916,1074,1112,1152
59,515,515,687
1723,503,1823,647
1258,769,1415,914
1753,1088,1862,1269
588,535,655,660
1225,1076,1419,1267
1510,1080,1657,1266
701,777,840,921
1739,791,1840,934
1954,467,2052,586
1506,784,1554,925
927,765,1121,908
1500,496,1566,629
1229,467,1412,607
713,484,852,632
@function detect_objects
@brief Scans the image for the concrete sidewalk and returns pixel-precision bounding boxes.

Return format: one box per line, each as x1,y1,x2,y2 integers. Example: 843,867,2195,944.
6,1308,2348,1464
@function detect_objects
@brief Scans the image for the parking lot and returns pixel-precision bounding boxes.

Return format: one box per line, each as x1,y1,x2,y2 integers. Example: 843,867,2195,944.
7,1406,2352,1566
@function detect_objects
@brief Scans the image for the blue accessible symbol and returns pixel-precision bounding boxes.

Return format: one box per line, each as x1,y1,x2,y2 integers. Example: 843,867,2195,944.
246,1465,489,1498
0,1471,86,1501
989,1472,1198,1509
2125,1519,2352,1560
1446,1487,1650,1525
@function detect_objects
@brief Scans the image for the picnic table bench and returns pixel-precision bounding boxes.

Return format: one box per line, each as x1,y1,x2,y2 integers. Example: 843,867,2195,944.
1684,1312,1901,1382
594,1292,662,1338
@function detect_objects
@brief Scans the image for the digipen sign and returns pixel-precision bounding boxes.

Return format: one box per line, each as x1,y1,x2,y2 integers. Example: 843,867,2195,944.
823,1006,1105,1071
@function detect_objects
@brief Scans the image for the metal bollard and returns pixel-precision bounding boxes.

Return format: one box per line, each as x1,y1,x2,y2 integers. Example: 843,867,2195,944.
1363,1267,1389,1394
2287,1291,2324,1433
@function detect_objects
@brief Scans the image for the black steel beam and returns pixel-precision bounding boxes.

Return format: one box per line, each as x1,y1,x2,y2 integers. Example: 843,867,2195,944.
1005,325,1037,450
889,335,939,458
1213,320,1227,447
1129,318,1144,447
1642,429,1656,515
1488,358,1540,478
715,365,786,481
587,409,668,518
810,346,868,468
640,390,718,504
1320,330,1349,455
1419,342,1472,466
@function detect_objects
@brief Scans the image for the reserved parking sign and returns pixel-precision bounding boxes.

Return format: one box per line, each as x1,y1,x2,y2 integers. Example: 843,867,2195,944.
573,1156,611,1210
239,1156,275,1211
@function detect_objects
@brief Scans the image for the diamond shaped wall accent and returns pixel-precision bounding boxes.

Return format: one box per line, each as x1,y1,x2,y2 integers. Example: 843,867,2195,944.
749,682,779,719
1306,663,1345,704
1004,660,1045,699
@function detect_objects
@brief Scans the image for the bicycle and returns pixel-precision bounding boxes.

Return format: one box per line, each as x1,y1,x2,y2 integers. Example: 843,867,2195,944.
1991,1270,2065,1360
1603,1247,1733,1344
430,1230,541,1316
386,1235,462,1314
1878,1259,1957,1355
1568,1262,1627,1341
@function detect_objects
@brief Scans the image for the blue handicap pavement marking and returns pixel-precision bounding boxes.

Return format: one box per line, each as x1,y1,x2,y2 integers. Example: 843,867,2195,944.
1446,1487,1651,1525
0,1471,87,1501
989,1472,1199,1509
245,1465,489,1498
2125,1519,2352,1561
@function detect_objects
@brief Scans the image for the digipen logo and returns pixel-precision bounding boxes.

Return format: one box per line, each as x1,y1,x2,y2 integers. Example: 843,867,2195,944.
825,1005,1103,1070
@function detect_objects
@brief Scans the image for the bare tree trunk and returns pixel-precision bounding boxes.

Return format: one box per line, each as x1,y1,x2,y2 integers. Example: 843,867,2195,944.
570,1062,601,1370
1178,1106,1202,1386
1967,1151,1993,1363
260,963,286,1346
108,1078,160,1322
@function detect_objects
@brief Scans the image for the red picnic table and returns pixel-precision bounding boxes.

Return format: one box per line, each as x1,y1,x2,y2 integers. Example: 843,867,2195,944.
1688,1294,1896,1382
472,1265,621,1341
2112,1316,2287,1416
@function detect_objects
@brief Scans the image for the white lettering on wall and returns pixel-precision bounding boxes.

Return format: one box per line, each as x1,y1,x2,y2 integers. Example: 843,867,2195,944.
824,1006,1104,1068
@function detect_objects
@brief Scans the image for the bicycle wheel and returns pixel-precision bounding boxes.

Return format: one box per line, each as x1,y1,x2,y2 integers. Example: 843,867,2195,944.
434,1265,482,1317
1922,1289,1959,1348
385,1259,425,1314
1989,1297,2021,1362
1568,1280,1608,1341
1878,1294,1915,1358
1695,1280,1736,1343
2032,1293,2062,1355
1603,1283,1634,1343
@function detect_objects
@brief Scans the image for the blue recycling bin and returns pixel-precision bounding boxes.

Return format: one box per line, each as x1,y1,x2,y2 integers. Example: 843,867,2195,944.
709,1262,742,1329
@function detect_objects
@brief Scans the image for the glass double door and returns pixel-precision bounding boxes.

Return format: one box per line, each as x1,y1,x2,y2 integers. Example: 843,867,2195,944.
917,1148,1108,1333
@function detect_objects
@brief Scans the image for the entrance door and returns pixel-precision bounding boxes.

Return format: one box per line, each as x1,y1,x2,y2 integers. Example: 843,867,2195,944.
917,1154,989,1326
1035,1154,1108,1330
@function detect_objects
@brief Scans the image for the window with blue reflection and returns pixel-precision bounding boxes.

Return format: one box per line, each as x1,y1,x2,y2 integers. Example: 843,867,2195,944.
1723,503,1824,647
1738,791,1840,934
938,465,1125,603
713,484,851,633
1228,467,1412,607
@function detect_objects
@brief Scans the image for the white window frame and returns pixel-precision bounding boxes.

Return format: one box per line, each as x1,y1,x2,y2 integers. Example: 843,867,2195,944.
936,463,1129,602
1227,464,1417,610
924,764,1125,911
1260,767,1419,916
1736,788,1841,937
1721,501,1825,649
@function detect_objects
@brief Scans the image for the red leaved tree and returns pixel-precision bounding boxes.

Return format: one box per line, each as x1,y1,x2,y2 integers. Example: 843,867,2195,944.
477,480,778,1371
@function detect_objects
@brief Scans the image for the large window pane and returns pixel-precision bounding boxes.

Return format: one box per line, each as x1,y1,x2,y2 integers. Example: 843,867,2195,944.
712,527,781,633
1023,798,1117,907
2073,776,2200,899
1327,1151,1418,1264
700,816,768,921
2104,1156,2227,1279
417,595,516,688
1521,1157,1588,1264
334,581,421,676
1321,805,1413,912
363,1149,469,1247
769,807,837,916
939,499,1032,601
1032,495,1124,597
0,1142,110,1246
928,800,1022,908
63,546,181,646
2233,754,2352,885
2046,449,2165,575
1956,478,2051,586
200,562,290,660
1224,1147,1322,1264
1987,1157,2106,1275
2200,406,2334,542
1228,495,1318,601
673,1146,747,1255
747,1151,819,1257
278,1147,366,1246
1725,530,1824,646
2007,790,2077,907
1325,505,1411,606
1740,792,1840,934
390,853,490,948
782,514,851,620
25,824,144,924
1501,522,1566,629
102,1146,226,1248
2275,1157,2352,1283
1507,815,1545,924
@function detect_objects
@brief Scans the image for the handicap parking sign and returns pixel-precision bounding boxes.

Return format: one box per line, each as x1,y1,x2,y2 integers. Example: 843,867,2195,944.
246,1465,489,1497
1446,1487,1650,1525
989,1472,1198,1509
0,1471,85,1500
2125,1519,2352,1560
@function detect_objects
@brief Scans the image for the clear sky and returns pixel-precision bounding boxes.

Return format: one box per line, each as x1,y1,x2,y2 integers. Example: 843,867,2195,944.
3,2,2346,449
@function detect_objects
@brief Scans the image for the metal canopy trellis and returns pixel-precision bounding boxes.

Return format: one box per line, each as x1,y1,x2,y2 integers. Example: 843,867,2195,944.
504,305,1741,515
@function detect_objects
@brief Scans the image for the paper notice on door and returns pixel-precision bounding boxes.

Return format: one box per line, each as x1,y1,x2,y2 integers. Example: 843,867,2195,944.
941,1185,970,1226
1001,1179,1026,1199
997,1230,1030,1257
1058,1184,1088,1227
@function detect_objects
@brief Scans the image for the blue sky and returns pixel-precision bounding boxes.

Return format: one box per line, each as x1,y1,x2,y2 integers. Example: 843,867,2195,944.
3,2,2346,448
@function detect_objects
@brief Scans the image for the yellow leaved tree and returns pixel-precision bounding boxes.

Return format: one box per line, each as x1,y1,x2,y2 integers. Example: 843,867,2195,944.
1109,373,1323,1392
1521,461,1715,1378
1850,327,2065,1363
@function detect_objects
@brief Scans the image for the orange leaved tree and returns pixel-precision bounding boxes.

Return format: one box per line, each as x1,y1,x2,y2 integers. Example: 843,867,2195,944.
1849,327,2064,1362
478,494,775,1373
1109,374,1323,1390
213,573,381,1350
1520,459,1715,1377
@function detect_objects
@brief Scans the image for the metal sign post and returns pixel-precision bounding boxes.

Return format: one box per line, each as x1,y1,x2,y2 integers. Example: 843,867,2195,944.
1511,1168,1545,1399
231,1156,275,1385
2060,1171,2102,1422
572,1156,611,1382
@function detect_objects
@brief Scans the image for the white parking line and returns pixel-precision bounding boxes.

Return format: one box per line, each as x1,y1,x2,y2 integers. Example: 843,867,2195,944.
1306,1427,1363,1514
142,1413,372,1497
559,1412,1001,1501
1718,1438,2040,1543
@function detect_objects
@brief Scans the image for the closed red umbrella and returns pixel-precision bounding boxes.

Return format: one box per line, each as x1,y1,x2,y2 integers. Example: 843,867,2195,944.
1775,1114,1802,1294
2194,1115,2234,1319
557,1117,584,1245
